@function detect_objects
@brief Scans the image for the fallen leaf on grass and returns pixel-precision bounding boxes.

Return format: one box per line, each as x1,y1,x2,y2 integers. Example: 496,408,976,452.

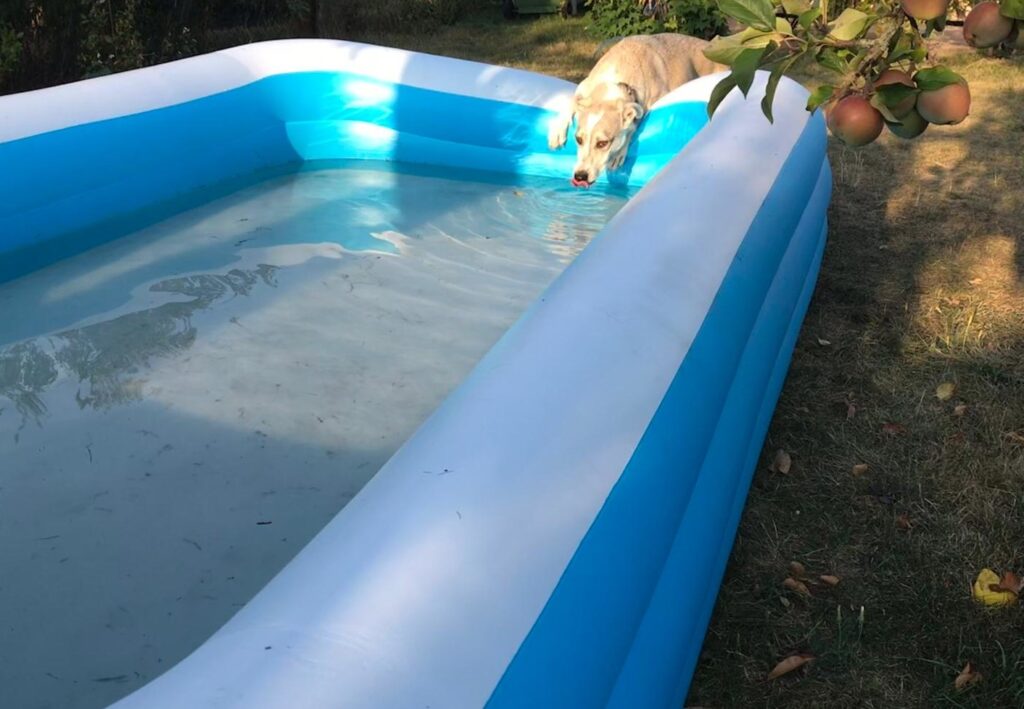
882,422,907,436
817,337,831,346
767,654,814,680
936,382,956,401
954,662,982,690
783,577,811,596
1004,431,1024,445
895,513,912,530
770,449,792,474
846,402,857,420
852,463,869,477
992,571,1023,594
788,561,806,578
819,574,841,586
953,404,968,417
972,568,1018,607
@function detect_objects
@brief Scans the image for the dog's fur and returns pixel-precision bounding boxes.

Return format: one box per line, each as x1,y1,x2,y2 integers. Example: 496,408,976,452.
548,33,725,186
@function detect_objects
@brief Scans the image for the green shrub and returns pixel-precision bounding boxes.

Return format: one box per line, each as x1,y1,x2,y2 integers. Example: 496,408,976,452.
339,0,470,33
665,0,727,39
0,24,22,83
588,0,726,40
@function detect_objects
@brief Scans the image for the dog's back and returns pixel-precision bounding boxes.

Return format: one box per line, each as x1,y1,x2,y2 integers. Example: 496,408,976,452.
590,33,725,107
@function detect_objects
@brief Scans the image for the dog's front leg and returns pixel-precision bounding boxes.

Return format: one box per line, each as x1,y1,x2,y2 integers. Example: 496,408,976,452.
547,106,574,151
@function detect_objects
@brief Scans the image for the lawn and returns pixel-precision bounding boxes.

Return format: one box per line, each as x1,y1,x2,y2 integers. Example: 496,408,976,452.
345,9,1024,707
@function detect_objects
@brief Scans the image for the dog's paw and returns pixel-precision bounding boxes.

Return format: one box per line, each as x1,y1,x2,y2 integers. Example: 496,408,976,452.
548,129,567,151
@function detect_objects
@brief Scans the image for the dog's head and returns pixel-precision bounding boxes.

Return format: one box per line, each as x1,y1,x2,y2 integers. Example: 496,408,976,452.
571,82,644,187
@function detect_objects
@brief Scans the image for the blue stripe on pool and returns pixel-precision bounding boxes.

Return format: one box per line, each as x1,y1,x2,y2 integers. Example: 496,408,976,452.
485,112,828,709
0,71,708,285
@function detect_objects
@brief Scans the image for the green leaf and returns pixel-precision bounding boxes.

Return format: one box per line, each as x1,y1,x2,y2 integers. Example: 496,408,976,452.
733,44,770,97
781,0,811,14
761,55,799,123
1001,0,1024,20
798,7,821,29
914,65,965,91
926,14,947,33
874,82,918,109
827,8,871,40
816,47,847,73
888,32,914,61
806,84,834,112
703,27,776,64
708,75,739,119
775,16,795,34
715,0,777,31
869,92,900,122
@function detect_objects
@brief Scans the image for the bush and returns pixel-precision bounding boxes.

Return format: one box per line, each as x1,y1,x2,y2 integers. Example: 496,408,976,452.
588,0,726,41
0,24,22,84
327,0,470,34
666,0,728,39
0,0,312,95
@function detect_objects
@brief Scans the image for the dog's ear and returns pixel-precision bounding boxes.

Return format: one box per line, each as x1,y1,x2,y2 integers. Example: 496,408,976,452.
621,101,644,128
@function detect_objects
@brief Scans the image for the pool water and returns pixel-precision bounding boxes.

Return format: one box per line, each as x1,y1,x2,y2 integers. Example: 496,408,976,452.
0,162,628,709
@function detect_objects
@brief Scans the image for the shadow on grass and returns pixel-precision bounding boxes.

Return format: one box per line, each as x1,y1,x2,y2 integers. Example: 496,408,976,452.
687,59,1024,708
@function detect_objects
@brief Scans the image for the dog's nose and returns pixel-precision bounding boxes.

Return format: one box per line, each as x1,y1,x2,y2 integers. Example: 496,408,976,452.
573,170,589,183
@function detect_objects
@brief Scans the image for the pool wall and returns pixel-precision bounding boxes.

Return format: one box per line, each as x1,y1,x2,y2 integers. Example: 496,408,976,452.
0,40,831,708
0,40,706,285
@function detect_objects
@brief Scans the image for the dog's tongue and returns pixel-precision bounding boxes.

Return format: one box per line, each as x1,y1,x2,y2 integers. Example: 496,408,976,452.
570,177,591,188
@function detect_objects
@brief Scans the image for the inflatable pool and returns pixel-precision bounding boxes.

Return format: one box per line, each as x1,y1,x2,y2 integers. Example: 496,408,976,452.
0,40,830,708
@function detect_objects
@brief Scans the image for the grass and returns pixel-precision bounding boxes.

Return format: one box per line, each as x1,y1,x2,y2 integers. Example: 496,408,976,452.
338,8,1024,707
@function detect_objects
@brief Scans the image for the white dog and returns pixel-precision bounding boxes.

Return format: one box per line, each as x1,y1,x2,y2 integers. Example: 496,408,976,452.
548,33,725,187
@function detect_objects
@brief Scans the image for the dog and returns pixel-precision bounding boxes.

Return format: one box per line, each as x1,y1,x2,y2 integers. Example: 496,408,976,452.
548,33,725,187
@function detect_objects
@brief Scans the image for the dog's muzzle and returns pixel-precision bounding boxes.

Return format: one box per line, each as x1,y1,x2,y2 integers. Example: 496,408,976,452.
572,170,592,188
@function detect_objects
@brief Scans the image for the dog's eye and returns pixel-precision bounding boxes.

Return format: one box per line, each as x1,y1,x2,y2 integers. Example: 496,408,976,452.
575,135,583,145
595,140,610,150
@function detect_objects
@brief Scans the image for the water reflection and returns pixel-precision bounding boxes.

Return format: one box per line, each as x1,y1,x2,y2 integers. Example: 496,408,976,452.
0,265,278,429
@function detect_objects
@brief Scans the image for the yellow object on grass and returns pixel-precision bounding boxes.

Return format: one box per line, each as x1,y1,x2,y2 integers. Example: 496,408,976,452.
972,568,1017,607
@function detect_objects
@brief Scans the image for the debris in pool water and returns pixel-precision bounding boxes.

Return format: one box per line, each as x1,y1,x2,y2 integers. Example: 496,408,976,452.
256,520,273,525
265,646,272,650
183,538,202,551
513,190,524,197
234,238,253,247
92,675,128,683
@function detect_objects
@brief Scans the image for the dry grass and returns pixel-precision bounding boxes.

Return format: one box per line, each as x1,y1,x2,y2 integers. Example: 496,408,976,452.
338,10,1024,707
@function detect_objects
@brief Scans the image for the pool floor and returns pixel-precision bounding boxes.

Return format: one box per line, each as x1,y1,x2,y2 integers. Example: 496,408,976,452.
0,162,627,709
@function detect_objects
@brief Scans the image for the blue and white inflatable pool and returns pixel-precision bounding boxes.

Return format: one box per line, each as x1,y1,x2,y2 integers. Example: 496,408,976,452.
0,40,830,708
